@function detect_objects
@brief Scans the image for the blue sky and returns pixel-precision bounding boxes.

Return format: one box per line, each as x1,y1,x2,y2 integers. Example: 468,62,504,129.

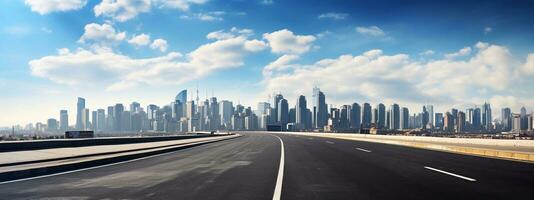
1,0,534,126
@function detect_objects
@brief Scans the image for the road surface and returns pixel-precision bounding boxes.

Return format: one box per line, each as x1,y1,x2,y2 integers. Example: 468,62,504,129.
1,132,533,200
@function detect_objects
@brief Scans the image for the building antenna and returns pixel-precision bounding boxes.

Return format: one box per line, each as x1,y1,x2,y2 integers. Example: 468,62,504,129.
196,83,200,103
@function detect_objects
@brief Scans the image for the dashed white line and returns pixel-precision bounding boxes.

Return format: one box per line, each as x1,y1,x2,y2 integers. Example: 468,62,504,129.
355,148,372,153
325,141,335,144
271,135,285,200
424,166,477,182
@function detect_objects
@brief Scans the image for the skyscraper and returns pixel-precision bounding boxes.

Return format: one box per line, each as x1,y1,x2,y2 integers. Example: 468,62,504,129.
295,95,307,130
82,108,90,130
482,102,492,130
278,98,289,129
361,103,372,128
426,105,434,128
59,110,68,132
377,104,386,129
114,104,124,131
501,107,512,131
389,104,400,130
76,97,85,130
312,87,327,129
96,109,105,131
273,94,284,124
350,103,361,130
219,100,233,127
400,107,409,130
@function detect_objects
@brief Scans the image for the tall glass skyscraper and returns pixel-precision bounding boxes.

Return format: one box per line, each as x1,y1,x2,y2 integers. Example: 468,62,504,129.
76,97,85,130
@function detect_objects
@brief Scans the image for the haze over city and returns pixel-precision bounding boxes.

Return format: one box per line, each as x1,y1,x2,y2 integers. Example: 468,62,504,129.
2,0,534,127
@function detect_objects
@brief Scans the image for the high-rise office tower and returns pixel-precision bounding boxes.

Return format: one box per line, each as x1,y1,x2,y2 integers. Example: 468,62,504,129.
389,104,400,130
59,110,68,132
114,104,124,131
312,87,327,129
257,102,270,116
130,102,141,113
444,112,454,132
422,106,429,129
295,95,307,129
76,97,85,130
186,101,195,119
377,103,386,129
219,100,234,127
350,103,361,130
426,105,434,128
435,113,444,129
457,111,466,133
361,103,372,128
91,110,97,130
400,107,409,130
273,94,284,123
47,118,58,132
520,107,528,130
472,107,481,130
96,109,105,131
501,107,512,131
278,98,289,129
82,108,90,130
339,105,351,130
482,102,492,130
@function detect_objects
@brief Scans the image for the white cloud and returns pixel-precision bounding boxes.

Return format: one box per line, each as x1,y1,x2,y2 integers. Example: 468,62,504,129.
484,27,493,34
78,23,126,46
356,26,385,37
180,12,224,21
263,29,316,55
128,34,151,47
318,12,348,20
207,27,254,40
94,0,151,22
25,0,87,14
150,38,168,52
262,42,528,110
261,0,274,5
156,0,208,11
419,50,435,56
30,29,266,91
521,54,534,75
445,46,471,59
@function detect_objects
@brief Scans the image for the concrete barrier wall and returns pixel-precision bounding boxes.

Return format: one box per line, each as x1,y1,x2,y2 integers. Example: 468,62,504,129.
0,134,219,152
280,132,534,148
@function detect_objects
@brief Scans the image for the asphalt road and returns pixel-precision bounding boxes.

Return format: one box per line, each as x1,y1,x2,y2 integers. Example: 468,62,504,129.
1,132,534,200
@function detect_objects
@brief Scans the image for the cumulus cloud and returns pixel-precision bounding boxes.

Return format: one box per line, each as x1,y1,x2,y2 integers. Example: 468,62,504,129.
263,29,316,55
30,28,266,91
25,0,87,14
156,0,208,11
78,23,126,46
94,0,151,22
484,27,493,34
150,38,168,52
521,54,534,75
128,34,151,47
207,27,254,40
445,46,471,59
262,42,528,110
261,0,274,5
318,12,348,20
419,50,435,56
180,12,225,21
356,26,385,37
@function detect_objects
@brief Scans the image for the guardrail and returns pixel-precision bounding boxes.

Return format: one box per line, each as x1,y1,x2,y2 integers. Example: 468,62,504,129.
0,134,224,152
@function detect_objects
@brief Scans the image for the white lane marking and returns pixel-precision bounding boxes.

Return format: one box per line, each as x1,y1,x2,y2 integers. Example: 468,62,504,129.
271,135,285,200
424,166,477,182
0,138,228,185
355,148,371,153
325,141,335,144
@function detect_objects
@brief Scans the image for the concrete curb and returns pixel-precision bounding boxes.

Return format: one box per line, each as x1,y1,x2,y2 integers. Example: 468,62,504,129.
0,135,240,182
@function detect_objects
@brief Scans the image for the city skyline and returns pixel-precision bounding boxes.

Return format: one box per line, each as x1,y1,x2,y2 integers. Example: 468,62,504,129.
2,0,534,126
8,86,533,135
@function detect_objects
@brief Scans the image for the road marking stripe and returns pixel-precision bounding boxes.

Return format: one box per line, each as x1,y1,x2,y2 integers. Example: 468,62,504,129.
326,141,335,144
272,135,285,200
355,148,371,153
424,166,476,182
0,138,230,185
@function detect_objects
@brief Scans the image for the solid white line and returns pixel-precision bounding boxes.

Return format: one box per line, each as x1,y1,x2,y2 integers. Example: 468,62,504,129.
0,139,226,185
326,141,335,144
424,166,477,182
271,135,285,200
355,148,371,153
